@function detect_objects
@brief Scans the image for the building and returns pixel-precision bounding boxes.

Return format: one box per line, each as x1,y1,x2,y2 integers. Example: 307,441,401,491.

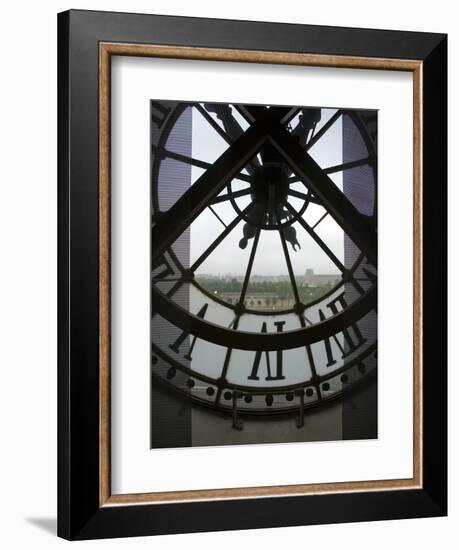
219,291,294,310
303,268,340,287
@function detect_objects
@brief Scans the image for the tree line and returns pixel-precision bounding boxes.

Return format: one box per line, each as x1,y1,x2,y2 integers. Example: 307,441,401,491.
196,277,337,303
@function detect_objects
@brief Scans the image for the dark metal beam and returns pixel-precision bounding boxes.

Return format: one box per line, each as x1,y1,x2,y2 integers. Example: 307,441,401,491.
151,124,268,264
190,205,252,272
266,120,377,265
305,109,343,151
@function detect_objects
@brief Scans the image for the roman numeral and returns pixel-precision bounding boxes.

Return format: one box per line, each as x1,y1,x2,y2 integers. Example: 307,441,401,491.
360,262,377,284
151,255,175,283
151,249,184,284
151,101,171,130
248,321,286,381
319,292,366,367
168,303,208,361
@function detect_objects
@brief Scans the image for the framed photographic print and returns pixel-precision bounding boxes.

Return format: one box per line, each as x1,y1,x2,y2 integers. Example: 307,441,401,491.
57,9,447,540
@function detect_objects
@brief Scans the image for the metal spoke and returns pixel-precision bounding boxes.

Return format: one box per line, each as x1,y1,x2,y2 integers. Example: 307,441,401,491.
189,205,253,272
323,156,373,175
311,210,328,230
153,145,253,183
287,156,372,183
207,205,227,228
285,203,346,273
195,103,232,145
287,158,373,185
197,103,260,174
287,188,310,201
210,187,252,205
309,123,317,142
287,188,321,205
166,278,186,299
305,109,343,151
239,223,263,305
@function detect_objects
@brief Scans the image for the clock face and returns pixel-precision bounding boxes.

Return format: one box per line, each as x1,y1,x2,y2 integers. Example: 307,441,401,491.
150,100,377,443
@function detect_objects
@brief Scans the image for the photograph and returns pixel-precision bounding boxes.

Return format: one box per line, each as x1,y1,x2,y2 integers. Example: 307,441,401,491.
150,101,378,447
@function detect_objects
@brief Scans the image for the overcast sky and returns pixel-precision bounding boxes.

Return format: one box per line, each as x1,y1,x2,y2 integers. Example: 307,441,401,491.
187,105,344,277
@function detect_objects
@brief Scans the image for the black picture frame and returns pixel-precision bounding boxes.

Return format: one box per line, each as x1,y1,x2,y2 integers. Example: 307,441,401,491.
58,9,447,540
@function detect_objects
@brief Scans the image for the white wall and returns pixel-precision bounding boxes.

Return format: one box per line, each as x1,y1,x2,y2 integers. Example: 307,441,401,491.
0,1,455,548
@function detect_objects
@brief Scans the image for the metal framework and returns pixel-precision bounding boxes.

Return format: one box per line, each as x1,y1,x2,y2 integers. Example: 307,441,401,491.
150,101,377,420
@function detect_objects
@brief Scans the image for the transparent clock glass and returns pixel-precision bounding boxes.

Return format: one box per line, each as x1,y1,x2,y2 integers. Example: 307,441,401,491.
150,100,377,448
